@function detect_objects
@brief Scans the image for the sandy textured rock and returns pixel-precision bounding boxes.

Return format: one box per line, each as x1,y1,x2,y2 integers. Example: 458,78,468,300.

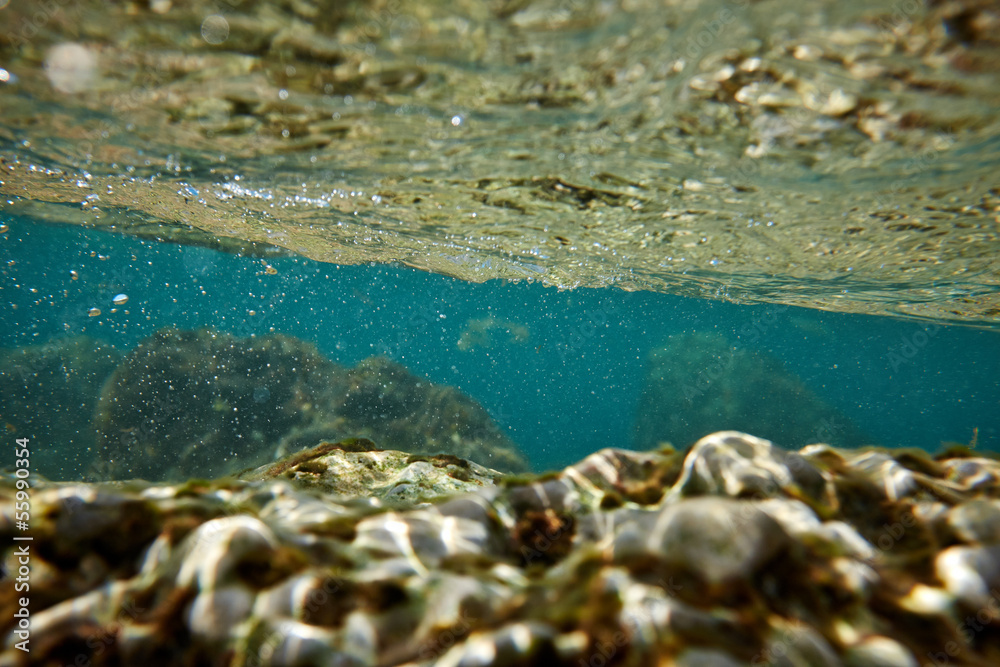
4,432,1000,666
843,635,919,667
239,439,503,504
946,499,1000,545
612,496,793,593
669,430,837,513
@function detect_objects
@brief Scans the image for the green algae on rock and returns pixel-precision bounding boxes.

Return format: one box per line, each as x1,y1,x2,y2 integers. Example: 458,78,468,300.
238,438,503,504
5,431,1000,665
95,328,527,481
0,336,122,479
634,332,872,451
95,328,350,481
335,356,528,473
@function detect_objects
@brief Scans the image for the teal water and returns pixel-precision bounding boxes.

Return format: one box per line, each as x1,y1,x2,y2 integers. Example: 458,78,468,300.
2,216,997,475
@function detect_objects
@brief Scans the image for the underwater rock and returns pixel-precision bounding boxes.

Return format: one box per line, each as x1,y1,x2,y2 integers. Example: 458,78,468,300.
332,356,528,473
634,332,872,451
842,636,919,667
0,336,122,479
94,329,527,481
668,431,836,512
6,431,1000,666
946,499,1000,545
94,328,349,481
935,544,1000,610
238,438,503,504
611,495,793,595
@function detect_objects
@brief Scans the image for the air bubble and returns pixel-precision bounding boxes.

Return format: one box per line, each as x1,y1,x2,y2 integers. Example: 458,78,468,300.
44,43,97,94
201,15,230,45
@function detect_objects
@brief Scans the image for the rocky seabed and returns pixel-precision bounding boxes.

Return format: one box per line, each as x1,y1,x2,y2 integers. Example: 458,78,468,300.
3,432,1000,666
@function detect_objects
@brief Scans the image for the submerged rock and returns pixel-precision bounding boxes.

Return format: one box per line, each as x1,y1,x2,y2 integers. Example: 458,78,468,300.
95,328,349,481
0,336,122,479
333,356,528,473
238,438,502,504
634,332,872,450
4,431,1000,666
94,328,527,481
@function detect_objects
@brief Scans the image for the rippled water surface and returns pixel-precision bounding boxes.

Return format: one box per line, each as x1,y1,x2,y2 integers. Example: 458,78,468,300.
2,0,999,323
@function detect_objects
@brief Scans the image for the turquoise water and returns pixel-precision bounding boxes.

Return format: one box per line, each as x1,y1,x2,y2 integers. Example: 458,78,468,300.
3,216,997,476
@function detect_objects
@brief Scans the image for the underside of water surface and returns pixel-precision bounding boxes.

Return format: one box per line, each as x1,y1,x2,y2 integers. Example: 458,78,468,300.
1,0,998,325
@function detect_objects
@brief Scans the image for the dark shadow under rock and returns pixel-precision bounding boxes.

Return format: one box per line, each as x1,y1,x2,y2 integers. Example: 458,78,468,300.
634,333,872,451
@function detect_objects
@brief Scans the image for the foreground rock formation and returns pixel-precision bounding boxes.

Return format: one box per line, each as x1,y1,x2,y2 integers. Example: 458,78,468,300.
237,438,504,505
3,432,1000,666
